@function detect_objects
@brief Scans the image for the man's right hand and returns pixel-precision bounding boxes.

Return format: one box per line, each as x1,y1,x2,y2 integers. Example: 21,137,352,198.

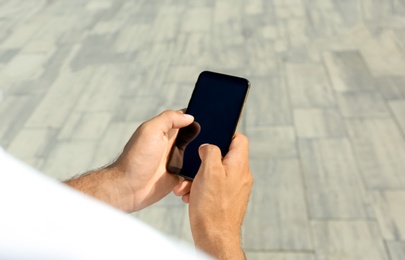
174,133,253,260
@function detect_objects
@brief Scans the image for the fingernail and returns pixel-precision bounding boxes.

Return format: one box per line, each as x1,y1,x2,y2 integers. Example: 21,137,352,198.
200,143,209,147
183,114,194,120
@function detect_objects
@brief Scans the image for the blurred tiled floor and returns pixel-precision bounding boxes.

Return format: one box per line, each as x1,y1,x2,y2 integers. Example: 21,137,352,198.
1,0,405,259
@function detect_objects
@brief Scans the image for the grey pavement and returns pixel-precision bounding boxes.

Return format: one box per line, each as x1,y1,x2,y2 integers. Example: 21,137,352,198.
1,0,405,259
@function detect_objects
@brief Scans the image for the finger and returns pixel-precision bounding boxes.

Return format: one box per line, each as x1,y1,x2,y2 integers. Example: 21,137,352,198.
182,193,190,204
198,144,223,167
149,110,194,133
223,133,249,164
198,144,224,178
173,180,192,196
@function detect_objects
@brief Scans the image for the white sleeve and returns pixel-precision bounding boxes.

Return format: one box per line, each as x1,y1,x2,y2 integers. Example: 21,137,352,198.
0,148,211,259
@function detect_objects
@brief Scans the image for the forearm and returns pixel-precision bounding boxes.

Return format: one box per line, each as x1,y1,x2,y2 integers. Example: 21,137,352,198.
64,166,134,212
194,231,245,260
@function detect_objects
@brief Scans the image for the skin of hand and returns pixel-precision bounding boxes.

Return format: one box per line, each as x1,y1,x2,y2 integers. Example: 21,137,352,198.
65,110,194,213
173,133,253,260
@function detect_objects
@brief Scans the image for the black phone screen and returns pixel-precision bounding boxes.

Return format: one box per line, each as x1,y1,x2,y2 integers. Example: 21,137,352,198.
167,71,250,180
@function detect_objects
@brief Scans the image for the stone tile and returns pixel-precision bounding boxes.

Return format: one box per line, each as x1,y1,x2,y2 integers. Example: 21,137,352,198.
287,18,309,47
4,53,46,80
245,252,315,260
113,25,150,53
335,1,361,26
160,83,193,109
22,157,46,170
73,69,124,113
85,1,112,11
312,221,389,260
294,108,346,138
70,34,122,71
131,205,185,239
246,76,292,126
6,127,56,160
89,121,142,169
181,8,212,32
91,21,126,35
41,141,97,181
0,24,39,49
285,63,336,108
0,95,40,147
57,112,82,140
389,100,405,134
372,192,405,240
25,69,94,128
386,241,405,260
213,2,240,24
352,29,405,76
246,126,297,159
114,96,165,122
336,90,390,117
323,51,375,92
244,0,264,15
180,207,194,244
164,65,201,84
377,76,405,100
346,118,405,189
298,138,374,219
244,159,313,251
22,39,56,54
261,25,279,39
0,49,18,63
67,112,111,141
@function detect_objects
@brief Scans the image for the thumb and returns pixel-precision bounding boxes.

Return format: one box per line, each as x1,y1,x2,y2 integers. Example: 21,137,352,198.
198,144,223,170
149,110,194,133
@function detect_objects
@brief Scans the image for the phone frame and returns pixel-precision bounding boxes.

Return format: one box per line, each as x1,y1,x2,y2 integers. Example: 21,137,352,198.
168,71,251,180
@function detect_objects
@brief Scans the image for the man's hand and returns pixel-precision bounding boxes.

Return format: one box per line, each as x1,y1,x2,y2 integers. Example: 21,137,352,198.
65,110,194,213
174,133,253,259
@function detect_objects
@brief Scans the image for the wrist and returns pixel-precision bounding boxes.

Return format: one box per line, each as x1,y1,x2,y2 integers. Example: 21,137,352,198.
101,165,137,212
65,166,136,213
193,228,244,260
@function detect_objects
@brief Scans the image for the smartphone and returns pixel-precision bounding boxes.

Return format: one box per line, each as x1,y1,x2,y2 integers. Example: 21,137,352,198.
167,71,250,180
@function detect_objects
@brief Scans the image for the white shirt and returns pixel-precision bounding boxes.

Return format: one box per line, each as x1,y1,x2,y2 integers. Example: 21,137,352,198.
0,148,210,259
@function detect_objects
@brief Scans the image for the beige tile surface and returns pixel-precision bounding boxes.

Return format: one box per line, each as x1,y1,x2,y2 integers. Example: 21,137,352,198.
294,108,346,138
346,118,405,189
389,100,405,134
373,192,405,240
285,63,336,108
244,159,312,250
312,221,389,260
386,241,405,260
245,252,316,260
247,126,297,159
299,138,374,219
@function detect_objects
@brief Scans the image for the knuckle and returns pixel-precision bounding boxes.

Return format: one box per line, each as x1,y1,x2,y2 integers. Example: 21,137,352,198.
200,144,221,157
138,121,149,132
238,134,249,146
161,110,176,118
207,144,221,154
162,109,177,117
139,119,155,132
